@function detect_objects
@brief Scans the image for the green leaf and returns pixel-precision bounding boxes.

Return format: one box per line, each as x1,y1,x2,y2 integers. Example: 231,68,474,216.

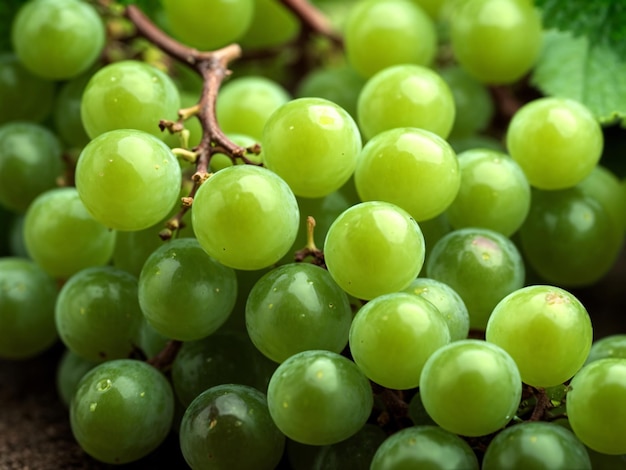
530,30,626,126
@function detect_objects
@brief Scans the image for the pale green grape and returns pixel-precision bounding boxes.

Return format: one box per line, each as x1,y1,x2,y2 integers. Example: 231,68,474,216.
349,292,450,389
262,97,362,198
450,0,542,84
267,350,373,445
371,425,479,469
81,60,180,140
402,277,470,341
24,187,116,279
419,339,522,437
246,263,352,363
566,359,626,455
426,227,525,329
586,335,626,365
70,359,174,464
506,97,603,190
217,76,290,141
0,121,63,213
55,266,143,362
446,148,531,236
11,0,105,80
486,285,592,387
179,384,285,470
53,71,92,148
324,201,425,300
75,129,182,231
409,0,446,19
0,257,58,359
138,238,237,341
354,127,460,221
357,64,455,141
345,0,437,78
56,349,98,408
191,165,299,270
448,134,506,154
162,0,254,50
578,165,626,232
238,0,300,49
482,421,591,469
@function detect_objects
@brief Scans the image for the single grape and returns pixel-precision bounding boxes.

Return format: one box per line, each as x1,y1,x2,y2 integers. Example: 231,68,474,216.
407,391,437,426
370,425,479,470
324,201,425,300
354,127,460,221
56,349,98,408
448,133,506,154
402,277,470,341
450,0,542,84
0,257,58,359
53,71,92,148
262,97,362,198
70,359,174,464
482,421,591,469
506,97,603,190
486,285,592,387
179,384,285,470
238,0,300,49
578,165,626,232
586,335,626,365
138,238,237,341
344,0,437,78
11,0,105,80
267,350,373,445
24,187,116,279
75,129,182,231
419,339,522,437
312,423,387,470
134,317,170,360
357,64,455,141
566,358,626,455
55,266,143,362
0,121,63,213
191,165,300,270
81,60,181,140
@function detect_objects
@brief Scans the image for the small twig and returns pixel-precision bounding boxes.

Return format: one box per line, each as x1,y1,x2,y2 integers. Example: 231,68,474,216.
280,0,343,46
529,387,550,421
294,216,326,267
146,340,182,371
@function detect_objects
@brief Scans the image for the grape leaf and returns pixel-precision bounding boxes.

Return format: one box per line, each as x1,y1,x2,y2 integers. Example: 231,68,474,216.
530,30,626,126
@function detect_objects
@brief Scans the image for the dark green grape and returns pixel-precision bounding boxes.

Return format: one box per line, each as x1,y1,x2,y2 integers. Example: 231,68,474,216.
56,349,98,408
312,423,386,470
53,70,92,148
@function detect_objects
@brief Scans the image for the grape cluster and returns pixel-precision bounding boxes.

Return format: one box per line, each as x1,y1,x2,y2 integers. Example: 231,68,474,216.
1,0,626,469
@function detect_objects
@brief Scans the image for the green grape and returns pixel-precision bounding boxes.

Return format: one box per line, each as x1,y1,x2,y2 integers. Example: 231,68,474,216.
295,65,366,119
162,0,254,50
448,134,506,154
486,285,592,387
419,213,452,264
0,121,63,213
445,148,531,236
9,213,28,258
222,267,272,332
409,0,446,19
357,64,455,141
53,71,92,148
286,438,325,470
246,263,352,363
354,127,461,221
312,423,386,470
349,292,450,389
324,201,425,300
55,266,143,362
24,187,116,279
482,421,591,469
426,227,525,330
578,165,626,232
171,329,276,407
586,335,626,365
11,0,104,80
217,76,290,141
566,359,626,455
439,65,495,138
262,97,362,198
56,349,98,408
138,238,237,341
81,60,181,140
134,317,170,360
506,97,603,190
344,0,437,78
408,391,437,426
371,425,480,469
519,187,623,286
75,129,182,231
450,0,542,84
238,0,300,49
70,359,174,464
419,339,522,437
267,350,373,445
402,277,470,341
0,257,58,359
180,384,285,470
191,165,300,270
0,53,55,124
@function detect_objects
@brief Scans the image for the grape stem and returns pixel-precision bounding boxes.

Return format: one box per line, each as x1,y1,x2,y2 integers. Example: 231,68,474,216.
528,387,550,421
279,0,343,46
294,216,326,267
146,340,183,372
